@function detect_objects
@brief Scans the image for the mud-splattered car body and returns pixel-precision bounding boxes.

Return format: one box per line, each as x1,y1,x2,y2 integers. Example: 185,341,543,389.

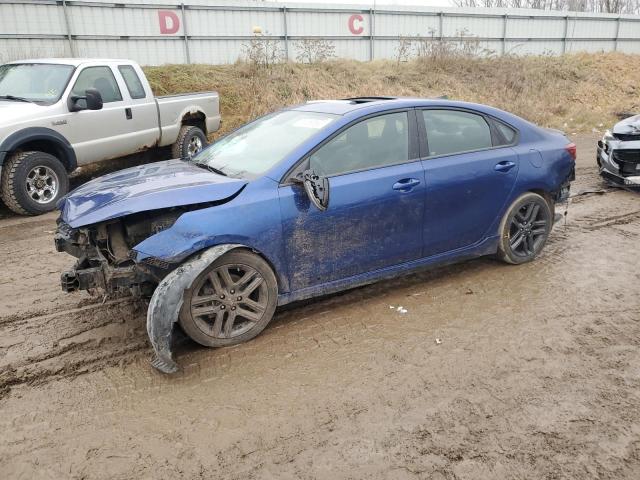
597,114,640,188
55,97,575,372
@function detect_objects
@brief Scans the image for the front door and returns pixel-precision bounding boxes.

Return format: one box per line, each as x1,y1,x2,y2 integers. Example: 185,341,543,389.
278,110,426,291
64,65,140,165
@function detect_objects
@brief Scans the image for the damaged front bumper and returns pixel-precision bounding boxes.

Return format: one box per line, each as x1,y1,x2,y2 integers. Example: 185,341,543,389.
54,221,166,296
597,130,640,188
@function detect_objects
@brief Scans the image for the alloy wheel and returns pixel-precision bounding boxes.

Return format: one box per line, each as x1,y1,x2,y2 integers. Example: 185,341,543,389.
190,263,268,339
25,165,59,204
187,136,203,157
508,201,550,257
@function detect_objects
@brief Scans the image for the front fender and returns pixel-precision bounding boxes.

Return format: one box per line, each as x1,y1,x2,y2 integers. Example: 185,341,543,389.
147,243,244,373
0,127,77,170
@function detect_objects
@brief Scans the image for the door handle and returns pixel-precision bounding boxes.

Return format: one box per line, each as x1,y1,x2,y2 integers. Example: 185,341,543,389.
494,160,516,172
392,178,421,192
125,107,132,120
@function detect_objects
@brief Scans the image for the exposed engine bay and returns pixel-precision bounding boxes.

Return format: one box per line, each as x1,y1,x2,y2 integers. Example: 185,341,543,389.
54,209,184,296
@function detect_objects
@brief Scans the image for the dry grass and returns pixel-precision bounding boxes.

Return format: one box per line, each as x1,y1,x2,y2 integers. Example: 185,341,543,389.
144,53,640,138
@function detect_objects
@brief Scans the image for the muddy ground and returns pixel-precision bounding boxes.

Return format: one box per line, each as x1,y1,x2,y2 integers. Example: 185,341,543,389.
0,135,639,479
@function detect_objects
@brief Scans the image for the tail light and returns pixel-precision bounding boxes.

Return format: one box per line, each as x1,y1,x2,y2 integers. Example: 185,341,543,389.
565,143,577,161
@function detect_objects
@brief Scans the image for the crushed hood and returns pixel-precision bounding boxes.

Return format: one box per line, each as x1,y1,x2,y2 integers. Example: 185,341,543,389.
613,114,640,135
59,159,247,228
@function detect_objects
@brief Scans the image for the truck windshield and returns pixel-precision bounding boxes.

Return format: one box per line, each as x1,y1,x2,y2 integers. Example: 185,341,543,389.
0,63,75,104
192,110,338,179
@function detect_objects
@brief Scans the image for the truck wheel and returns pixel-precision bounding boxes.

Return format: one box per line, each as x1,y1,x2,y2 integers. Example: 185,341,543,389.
179,250,278,348
0,151,69,216
172,125,208,159
496,192,552,265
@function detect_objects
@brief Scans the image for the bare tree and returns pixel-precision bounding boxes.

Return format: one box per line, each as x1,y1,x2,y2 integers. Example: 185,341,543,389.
451,0,639,13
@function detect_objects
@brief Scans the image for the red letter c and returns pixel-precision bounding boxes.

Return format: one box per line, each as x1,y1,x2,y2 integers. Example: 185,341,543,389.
348,14,364,35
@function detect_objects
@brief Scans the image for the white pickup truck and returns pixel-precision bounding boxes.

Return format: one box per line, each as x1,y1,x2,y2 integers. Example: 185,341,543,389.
0,58,220,215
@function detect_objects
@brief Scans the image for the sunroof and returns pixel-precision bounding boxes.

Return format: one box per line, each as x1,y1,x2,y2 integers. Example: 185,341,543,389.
343,96,397,104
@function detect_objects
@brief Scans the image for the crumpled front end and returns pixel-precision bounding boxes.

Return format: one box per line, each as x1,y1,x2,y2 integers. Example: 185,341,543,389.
54,211,181,296
597,116,640,188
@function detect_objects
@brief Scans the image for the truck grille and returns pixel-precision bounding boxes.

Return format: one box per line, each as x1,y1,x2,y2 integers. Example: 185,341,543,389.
612,149,640,176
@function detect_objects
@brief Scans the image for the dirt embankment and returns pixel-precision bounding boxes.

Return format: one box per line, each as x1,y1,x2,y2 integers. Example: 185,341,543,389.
146,53,640,139
0,135,639,479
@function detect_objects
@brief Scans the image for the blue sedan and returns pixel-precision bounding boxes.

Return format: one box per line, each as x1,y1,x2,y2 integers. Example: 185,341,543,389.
55,97,576,373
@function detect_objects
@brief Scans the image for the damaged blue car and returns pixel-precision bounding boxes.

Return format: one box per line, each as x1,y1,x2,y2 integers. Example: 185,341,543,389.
55,97,576,373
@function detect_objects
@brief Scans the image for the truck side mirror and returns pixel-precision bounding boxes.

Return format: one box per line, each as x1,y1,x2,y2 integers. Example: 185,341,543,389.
68,88,103,112
302,169,329,211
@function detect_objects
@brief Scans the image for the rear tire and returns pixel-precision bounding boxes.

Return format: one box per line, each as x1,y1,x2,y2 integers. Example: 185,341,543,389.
179,250,278,348
496,192,552,265
171,125,208,159
0,151,69,216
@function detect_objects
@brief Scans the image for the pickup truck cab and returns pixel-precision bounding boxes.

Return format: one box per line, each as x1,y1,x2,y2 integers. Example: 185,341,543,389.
0,58,221,215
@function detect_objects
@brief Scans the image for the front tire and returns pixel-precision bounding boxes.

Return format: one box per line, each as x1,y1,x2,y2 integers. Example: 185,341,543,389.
179,250,278,348
497,192,552,265
171,125,208,159
0,151,69,215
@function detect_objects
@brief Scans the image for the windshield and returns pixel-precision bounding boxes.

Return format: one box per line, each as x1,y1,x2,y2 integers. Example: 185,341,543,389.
0,63,75,104
192,110,339,178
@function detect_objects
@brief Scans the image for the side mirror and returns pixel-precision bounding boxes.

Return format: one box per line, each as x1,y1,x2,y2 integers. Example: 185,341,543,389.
302,169,329,211
68,88,103,112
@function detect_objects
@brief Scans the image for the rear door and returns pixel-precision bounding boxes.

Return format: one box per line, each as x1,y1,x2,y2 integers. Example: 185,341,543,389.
278,110,426,291
418,108,520,257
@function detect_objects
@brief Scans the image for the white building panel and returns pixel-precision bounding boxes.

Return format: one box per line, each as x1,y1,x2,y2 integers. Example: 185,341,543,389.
506,17,565,39
186,8,284,37
374,12,440,37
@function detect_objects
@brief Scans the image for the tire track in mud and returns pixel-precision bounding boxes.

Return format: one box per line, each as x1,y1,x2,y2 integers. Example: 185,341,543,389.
0,298,149,397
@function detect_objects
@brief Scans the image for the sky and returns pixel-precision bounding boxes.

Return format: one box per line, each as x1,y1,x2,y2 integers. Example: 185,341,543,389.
269,0,453,6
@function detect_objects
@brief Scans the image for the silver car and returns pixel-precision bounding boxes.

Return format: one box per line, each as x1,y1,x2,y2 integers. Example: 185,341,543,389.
597,115,640,188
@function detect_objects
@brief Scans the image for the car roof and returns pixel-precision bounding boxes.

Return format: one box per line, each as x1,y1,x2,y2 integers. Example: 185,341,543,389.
6,58,133,67
290,97,510,118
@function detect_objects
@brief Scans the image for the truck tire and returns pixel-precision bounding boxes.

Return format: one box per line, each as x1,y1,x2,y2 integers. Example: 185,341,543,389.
0,151,69,216
171,125,208,159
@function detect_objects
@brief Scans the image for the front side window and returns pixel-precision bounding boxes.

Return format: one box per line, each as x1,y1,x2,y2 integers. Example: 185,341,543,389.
0,63,74,104
118,65,146,99
310,112,409,177
71,66,122,104
423,110,492,157
192,110,338,179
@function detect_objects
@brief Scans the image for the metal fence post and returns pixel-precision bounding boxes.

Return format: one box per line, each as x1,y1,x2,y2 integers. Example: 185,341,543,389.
614,16,621,52
181,3,191,64
369,8,375,61
283,6,289,61
61,0,76,57
439,11,444,40
502,14,507,55
562,15,569,54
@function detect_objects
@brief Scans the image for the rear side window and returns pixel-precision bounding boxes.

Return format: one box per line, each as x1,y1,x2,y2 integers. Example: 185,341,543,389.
118,65,146,99
423,110,492,157
71,66,122,103
310,112,409,177
493,120,518,145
